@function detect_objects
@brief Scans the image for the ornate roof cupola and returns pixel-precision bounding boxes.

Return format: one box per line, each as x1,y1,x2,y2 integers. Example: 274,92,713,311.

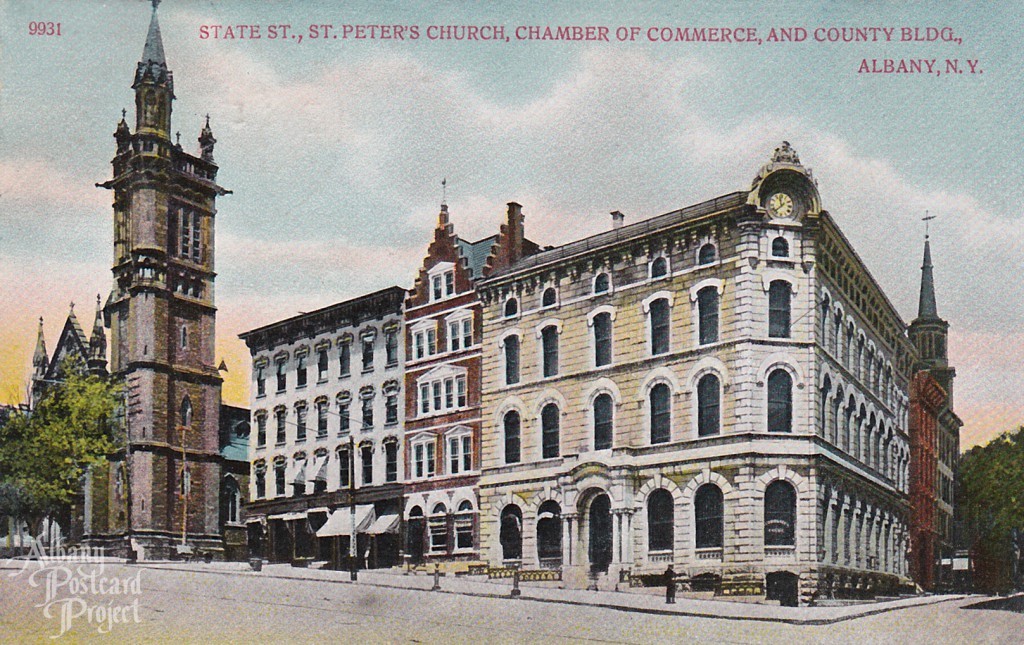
133,0,173,139
909,230,955,400
748,141,822,228
199,114,216,162
88,295,108,376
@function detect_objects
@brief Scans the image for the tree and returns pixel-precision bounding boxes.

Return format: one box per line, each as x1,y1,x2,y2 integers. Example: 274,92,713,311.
0,357,122,541
958,426,1024,593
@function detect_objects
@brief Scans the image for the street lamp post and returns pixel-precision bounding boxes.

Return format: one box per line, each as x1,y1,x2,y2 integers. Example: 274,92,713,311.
349,435,357,581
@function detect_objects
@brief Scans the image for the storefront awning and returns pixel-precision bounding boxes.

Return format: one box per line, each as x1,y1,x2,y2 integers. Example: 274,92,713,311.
365,513,400,535
316,505,375,537
268,511,308,521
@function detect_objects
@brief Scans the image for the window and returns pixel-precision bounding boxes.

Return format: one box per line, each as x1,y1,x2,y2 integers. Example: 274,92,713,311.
178,208,202,262
695,484,724,549
362,336,374,371
256,413,267,447
316,400,328,438
413,326,438,360
541,287,557,308
536,500,562,565
448,433,472,474
767,369,793,433
296,354,308,388
361,396,374,429
276,361,287,391
385,392,398,425
417,372,468,415
593,393,613,450
504,411,521,464
385,328,399,367
337,447,351,488
275,408,286,445
430,267,456,301
385,440,398,482
768,281,792,338
429,503,448,552
647,489,673,552
455,500,474,550
593,312,612,367
448,317,472,352
504,335,520,385
541,403,560,459
650,383,671,444
764,480,797,546
337,399,350,435
650,298,670,355
317,350,329,381
500,505,523,561
697,286,719,345
772,236,789,258
697,374,721,436
593,272,610,294
361,445,373,485
180,325,188,349
338,341,351,377
295,404,307,442
413,439,436,479
256,366,266,397
541,325,559,377
504,298,518,317
254,465,266,498
651,256,668,279
274,460,286,496
180,396,193,427
698,243,716,265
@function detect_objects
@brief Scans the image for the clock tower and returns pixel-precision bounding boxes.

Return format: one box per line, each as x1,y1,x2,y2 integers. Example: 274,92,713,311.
93,0,229,558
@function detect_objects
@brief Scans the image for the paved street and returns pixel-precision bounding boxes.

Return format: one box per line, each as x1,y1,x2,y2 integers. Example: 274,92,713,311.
2,561,1023,644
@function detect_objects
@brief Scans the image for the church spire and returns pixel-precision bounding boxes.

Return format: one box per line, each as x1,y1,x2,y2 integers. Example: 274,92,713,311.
133,0,173,136
141,1,166,67
89,295,108,375
917,236,938,320
32,317,48,375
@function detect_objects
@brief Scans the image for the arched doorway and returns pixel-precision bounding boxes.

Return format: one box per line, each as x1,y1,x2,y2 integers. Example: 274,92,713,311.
536,501,561,569
766,571,800,607
500,505,523,562
406,506,425,564
588,494,612,573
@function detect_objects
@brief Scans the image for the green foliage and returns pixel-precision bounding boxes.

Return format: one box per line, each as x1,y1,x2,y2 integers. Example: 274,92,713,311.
958,426,1024,592
0,357,122,522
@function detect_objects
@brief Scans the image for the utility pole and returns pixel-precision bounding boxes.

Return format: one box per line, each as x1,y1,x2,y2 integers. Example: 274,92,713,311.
349,434,357,581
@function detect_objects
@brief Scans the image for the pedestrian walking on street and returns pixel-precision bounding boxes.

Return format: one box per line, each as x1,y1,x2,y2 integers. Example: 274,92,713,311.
665,565,676,604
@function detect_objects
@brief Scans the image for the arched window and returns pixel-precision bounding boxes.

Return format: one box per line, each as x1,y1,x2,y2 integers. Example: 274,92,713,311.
593,312,612,367
697,374,720,436
697,286,719,345
500,505,522,561
503,410,521,464
771,236,789,258
541,325,559,377
504,335,520,385
768,280,792,338
650,256,668,279
180,396,193,427
542,287,557,308
593,273,610,294
223,476,240,524
541,403,560,459
819,376,831,437
698,243,716,265
455,500,474,550
536,500,562,567
504,297,518,317
429,503,449,553
649,298,670,355
650,383,671,444
593,393,613,450
647,489,674,552
764,480,797,546
695,484,724,549
767,369,793,433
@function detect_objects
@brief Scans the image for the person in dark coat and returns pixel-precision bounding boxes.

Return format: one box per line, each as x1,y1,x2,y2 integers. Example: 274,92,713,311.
665,565,676,604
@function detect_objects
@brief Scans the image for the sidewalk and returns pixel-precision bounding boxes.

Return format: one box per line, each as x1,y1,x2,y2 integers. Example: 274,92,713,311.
134,560,969,625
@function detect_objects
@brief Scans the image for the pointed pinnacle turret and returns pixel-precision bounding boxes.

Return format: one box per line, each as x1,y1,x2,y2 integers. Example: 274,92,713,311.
199,114,216,161
33,317,48,371
917,237,938,319
88,295,108,375
142,0,166,66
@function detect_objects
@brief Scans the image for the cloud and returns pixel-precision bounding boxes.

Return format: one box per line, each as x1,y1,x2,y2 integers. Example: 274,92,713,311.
0,159,109,216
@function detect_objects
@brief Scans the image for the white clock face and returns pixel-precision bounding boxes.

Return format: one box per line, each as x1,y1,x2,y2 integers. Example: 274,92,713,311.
768,192,794,218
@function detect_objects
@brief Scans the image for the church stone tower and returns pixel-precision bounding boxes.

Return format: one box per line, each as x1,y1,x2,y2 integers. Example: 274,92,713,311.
95,1,229,558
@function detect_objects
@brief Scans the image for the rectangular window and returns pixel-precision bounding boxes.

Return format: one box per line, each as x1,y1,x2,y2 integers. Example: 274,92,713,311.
456,375,467,407
414,444,424,478
317,350,329,381
432,382,442,411
296,355,307,388
385,442,398,482
444,378,454,409
444,270,455,296
255,471,266,498
449,437,460,474
542,326,559,377
698,287,720,345
274,463,286,496
419,384,430,415
276,361,287,391
385,393,398,425
504,336,520,385
432,275,443,300
430,516,447,552
362,337,374,371
456,515,473,550
275,409,286,445
338,448,351,488
426,442,435,477
191,212,201,263
385,329,398,366
415,332,425,360
256,366,266,397
361,397,373,429
256,415,266,447
462,318,472,348
338,403,350,434
449,321,461,352
427,329,437,355
361,446,373,485
769,281,792,338
317,402,328,438
339,342,351,377
650,299,670,355
295,406,307,442
594,312,612,367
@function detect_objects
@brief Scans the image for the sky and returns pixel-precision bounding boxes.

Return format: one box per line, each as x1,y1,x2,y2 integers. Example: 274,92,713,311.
1,1,1020,450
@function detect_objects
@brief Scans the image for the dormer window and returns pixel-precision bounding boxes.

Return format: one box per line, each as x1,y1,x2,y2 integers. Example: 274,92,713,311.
428,262,456,302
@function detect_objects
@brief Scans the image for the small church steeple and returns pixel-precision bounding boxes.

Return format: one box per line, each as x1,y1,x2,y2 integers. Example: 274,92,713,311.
908,221,955,400
88,295,108,376
32,317,48,378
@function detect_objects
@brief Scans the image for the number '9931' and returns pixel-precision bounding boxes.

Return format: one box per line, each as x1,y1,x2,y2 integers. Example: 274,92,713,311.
29,22,62,36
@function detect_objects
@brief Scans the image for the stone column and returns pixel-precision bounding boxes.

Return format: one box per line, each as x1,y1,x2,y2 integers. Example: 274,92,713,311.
823,492,835,564
562,513,575,566
623,511,634,565
611,511,621,564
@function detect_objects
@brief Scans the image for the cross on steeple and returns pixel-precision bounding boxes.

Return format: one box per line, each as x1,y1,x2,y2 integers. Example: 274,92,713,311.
441,177,447,207
922,210,936,239
151,0,161,9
